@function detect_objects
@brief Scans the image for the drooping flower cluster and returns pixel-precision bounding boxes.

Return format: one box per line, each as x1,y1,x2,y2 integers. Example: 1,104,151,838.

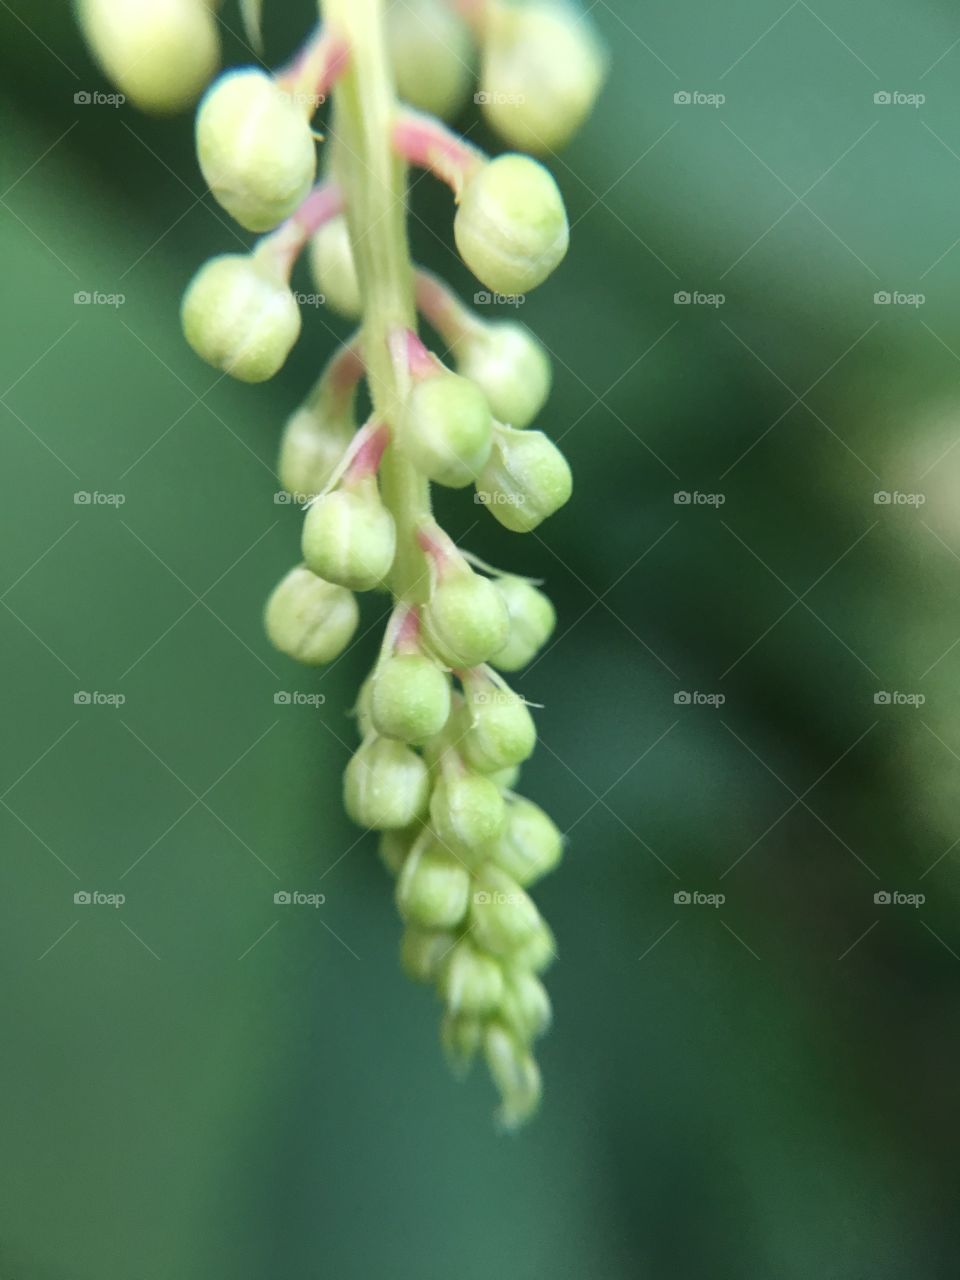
78,0,605,1128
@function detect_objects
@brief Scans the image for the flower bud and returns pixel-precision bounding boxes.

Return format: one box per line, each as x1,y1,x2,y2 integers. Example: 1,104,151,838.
480,2,607,153
278,404,353,499
308,216,361,318
196,68,317,231
344,737,430,830
396,841,471,928
371,653,452,745
453,321,551,428
488,763,521,791
476,425,572,532
441,1012,483,1076
491,576,556,671
483,796,562,886
460,676,536,773
454,154,569,294
470,863,542,957
181,253,300,383
79,0,220,115
400,924,456,983
500,968,552,1040
398,370,493,489
423,567,510,668
264,565,358,665
387,0,476,121
302,477,397,592
430,772,505,849
513,917,557,973
441,939,504,1015
379,826,418,877
484,1021,542,1129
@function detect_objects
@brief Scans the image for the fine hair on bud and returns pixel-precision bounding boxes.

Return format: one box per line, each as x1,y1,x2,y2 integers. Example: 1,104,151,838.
396,840,471,929
309,217,362,318
301,477,397,591
476,425,573,532
423,567,510,668
264,565,359,665
344,737,430,830
491,576,556,671
453,321,552,429
371,653,452,745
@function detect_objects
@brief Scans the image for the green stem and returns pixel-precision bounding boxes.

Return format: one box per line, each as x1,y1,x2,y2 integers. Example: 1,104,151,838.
320,0,432,604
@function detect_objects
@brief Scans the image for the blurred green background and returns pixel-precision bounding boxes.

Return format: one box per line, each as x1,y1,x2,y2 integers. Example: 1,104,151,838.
3,1,960,1276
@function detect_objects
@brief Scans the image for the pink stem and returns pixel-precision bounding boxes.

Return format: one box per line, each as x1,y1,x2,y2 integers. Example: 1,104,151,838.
414,270,474,343
392,605,423,654
393,110,485,197
263,181,345,278
390,327,438,380
343,421,390,484
276,26,351,113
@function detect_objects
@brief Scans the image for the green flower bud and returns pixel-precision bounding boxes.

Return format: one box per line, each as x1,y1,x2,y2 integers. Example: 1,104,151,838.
461,677,536,773
441,1012,484,1076
196,68,317,231
378,826,418,877
302,477,397,592
423,568,510,668
344,737,430,830
441,939,504,1015
396,841,471,928
500,968,552,1040
488,763,521,791
398,371,493,489
264,565,358,665
476,425,572,532
371,653,451,745
480,2,607,153
308,216,361,318
430,772,505,849
278,404,353,500
400,924,456,983
483,796,562,886
79,0,220,115
454,154,569,294
387,0,475,121
484,1021,542,1130
470,863,542,957
181,253,300,383
513,917,557,974
453,321,551,428
491,576,556,671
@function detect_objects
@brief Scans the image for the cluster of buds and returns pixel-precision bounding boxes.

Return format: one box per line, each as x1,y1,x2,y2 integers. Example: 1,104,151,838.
78,0,605,1128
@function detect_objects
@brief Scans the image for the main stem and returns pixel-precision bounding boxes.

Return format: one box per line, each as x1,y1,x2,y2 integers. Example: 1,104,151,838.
321,0,432,604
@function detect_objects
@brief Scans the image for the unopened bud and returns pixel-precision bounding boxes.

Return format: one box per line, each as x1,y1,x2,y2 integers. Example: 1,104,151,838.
344,737,430,830
181,253,300,383
484,796,562,885
513,917,557,973
302,477,397,592
491,576,556,671
500,967,552,1040
278,405,353,499
264,565,358,665
470,863,542,957
197,68,317,231
396,841,471,928
400,924,456,983
476,425,572,532
454,154,569,294
484,1020,542,1129
387,0,476,121
481,2,607,153
441,1012,484,1076
453,321,551,428
423,567,510,668
371,653,452,745
398,368,493,489
430,772,505,849
461,675,536,773
441,939,504,1015
79,0,220,114
308,216,361,318
378,826,418,877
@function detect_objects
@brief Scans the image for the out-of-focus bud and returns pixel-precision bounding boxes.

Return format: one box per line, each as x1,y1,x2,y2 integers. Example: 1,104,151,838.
483,795,562,885
476,424,572,532
480,1,607,153
470,863,542,956
379,826,417,877
396,841,471,928
513,916,557,973
488,763,521,791
430,771,506,849
371,653,452,745
344,737,430,829
79,0,220,114
196,68,317,231
441,939,504,1015
454,154,569,294
398,367,494,489
460,673,536,773
491,576,556,671
500,967,552,1040
181,252,300,383
423,565,510,668
441,1012,484,1076
484,1020,542,1129
453,321,551,428
264,565,358,665
302,476,397,591
308,216,362,318
387,0,476,121
278,404,353,500
400,923,456,983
